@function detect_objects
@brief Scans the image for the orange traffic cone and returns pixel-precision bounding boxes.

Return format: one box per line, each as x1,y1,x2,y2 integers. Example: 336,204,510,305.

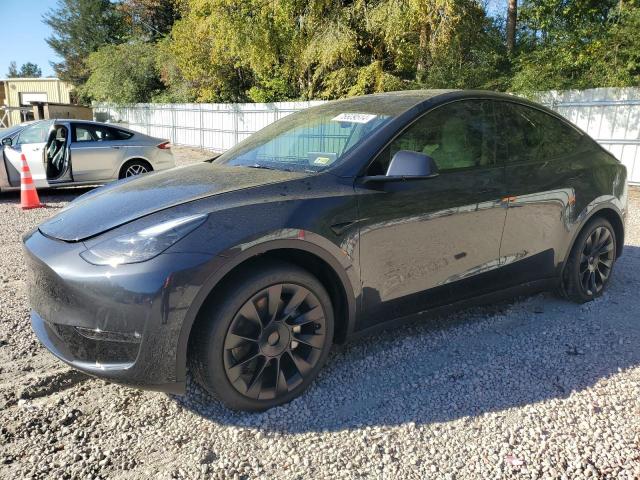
19,153,43,210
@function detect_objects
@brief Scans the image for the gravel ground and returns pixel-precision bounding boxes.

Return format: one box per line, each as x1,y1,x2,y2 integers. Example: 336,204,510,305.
1,148,640,479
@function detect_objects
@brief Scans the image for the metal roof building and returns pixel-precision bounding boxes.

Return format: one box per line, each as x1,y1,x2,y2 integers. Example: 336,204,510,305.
0,77,74,127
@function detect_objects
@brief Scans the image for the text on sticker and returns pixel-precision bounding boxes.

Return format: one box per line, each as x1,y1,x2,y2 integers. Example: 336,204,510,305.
332,113,377,124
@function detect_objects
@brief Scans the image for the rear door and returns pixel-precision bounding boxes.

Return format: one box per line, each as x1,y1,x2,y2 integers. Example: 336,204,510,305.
3,121,52,188
497,101,590,283
69,123,125,181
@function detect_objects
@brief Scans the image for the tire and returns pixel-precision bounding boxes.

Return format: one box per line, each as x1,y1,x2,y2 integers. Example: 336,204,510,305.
190,261,334,411
562,217,617,303
119,160,152,179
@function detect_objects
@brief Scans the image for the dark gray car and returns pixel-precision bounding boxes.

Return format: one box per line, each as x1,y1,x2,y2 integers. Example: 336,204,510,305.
24,90,627,411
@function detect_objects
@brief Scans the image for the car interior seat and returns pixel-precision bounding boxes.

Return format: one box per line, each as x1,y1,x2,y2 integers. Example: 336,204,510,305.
46,127,68,178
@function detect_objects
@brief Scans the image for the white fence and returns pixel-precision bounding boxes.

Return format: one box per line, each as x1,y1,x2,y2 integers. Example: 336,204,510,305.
93,87,640,183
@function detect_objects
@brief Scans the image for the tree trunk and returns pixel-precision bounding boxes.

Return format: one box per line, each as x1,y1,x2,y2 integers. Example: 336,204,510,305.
416,22,431,78
506,0,517,54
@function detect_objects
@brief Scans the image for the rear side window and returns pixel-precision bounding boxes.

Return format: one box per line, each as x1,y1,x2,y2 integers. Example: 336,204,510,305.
111,128,134,140
497,103,585,164
72,124,134,142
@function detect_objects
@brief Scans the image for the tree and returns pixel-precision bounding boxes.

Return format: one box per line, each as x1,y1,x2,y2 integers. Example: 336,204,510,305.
6,61,19,78
19,62,42,78
43,0,127,85
80,41,164,103
506,0,517,54
6,61,42,78
512,0,640,91
119,0,184,41
161,0,505,102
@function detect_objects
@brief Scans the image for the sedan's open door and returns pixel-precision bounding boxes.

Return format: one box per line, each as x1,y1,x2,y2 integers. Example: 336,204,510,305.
44,123,73,184
2,121,52,188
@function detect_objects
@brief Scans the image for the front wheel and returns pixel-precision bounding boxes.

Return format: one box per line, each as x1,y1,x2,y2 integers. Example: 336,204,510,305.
562,217,617,303
190,262,334,411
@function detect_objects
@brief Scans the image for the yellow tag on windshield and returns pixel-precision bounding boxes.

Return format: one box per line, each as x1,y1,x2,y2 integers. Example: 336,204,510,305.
313,156,331,165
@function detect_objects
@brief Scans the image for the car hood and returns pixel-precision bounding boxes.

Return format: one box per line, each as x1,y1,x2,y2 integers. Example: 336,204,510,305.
38,163,308,242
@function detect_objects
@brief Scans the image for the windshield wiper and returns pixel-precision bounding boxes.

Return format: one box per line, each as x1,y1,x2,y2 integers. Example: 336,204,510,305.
246,163,293,172
247,163,276,170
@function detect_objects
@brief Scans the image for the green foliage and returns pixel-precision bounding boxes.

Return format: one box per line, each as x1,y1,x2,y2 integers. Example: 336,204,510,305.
44,0,127,85
6,62,19,78
6,61,42,78
46,0,640,103
512,0,640,91
119,0,184,41
160,0,507,102
80,42,164,103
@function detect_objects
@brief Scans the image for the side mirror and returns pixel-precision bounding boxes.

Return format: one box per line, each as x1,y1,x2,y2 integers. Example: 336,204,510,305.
1,137,12,147
363,150,439,183
387,150,438,177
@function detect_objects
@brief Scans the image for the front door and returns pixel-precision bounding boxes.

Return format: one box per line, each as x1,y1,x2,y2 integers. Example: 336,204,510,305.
356,100,507,329
3,121,53,188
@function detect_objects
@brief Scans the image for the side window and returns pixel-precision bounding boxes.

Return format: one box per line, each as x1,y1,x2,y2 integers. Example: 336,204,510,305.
72,124,132,142
112,128,134,140
16,122,52,145
92,125,114,141
74,125,95,142
497,103,584,164
367,100,497,175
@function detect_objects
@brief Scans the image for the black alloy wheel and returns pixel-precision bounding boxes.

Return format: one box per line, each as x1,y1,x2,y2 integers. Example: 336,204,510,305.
223,283,327,400
190,262,334,411
578,226,615,296
563,217,617,303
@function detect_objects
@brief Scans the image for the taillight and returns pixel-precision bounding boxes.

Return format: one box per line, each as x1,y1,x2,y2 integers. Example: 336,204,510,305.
158,141,171,149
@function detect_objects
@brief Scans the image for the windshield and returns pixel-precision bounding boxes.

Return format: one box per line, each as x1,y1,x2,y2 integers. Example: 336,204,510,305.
215,106,392,172
0,123,30,140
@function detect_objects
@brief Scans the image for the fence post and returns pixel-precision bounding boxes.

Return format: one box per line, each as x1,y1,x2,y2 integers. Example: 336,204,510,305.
233,103,240,147
171,105,177,144
199,104,204,149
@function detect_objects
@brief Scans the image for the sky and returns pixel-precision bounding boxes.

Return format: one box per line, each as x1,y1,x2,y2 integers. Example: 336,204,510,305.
0,0,59,79
0,0,506,80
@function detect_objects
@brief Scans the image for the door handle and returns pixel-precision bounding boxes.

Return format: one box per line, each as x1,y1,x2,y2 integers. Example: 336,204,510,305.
111,146,121,149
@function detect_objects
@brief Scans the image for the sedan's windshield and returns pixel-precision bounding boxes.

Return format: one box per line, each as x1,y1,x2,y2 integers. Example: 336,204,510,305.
215,107,392,172
0,122,34,140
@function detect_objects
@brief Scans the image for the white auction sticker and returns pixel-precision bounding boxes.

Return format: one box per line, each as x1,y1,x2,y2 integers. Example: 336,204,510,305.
331,113,377,124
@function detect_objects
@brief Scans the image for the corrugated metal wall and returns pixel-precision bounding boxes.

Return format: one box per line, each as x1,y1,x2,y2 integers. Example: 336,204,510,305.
94,87,640,183
4,79,73,125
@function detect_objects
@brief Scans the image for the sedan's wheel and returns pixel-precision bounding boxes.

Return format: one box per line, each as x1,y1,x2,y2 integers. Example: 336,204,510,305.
190,262,334,411
124,162,149,177
562,217,616,303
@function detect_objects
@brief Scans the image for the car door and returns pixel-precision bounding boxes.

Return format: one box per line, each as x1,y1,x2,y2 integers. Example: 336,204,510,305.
3,121,52,188
69,123,125,182
356,100,507,328
496,101,591,283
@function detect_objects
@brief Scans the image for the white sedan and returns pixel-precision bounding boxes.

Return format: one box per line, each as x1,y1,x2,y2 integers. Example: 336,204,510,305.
0,120,175,191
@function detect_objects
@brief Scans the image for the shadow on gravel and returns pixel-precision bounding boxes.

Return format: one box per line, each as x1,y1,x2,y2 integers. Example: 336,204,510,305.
0,187,95,206
176,245,640,433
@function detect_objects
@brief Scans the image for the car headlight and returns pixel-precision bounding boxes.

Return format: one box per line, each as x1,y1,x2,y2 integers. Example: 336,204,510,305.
80,214,207,266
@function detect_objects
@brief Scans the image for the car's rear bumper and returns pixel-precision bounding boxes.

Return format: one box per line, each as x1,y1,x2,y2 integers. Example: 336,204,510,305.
23,229,213,394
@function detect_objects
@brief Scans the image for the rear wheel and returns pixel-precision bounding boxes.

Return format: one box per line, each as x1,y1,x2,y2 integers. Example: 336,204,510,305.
562,217,617,303
119,160,152,179
190,262,334,411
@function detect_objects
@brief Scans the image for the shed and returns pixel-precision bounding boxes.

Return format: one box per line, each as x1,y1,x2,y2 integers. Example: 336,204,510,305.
0,78,74,127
